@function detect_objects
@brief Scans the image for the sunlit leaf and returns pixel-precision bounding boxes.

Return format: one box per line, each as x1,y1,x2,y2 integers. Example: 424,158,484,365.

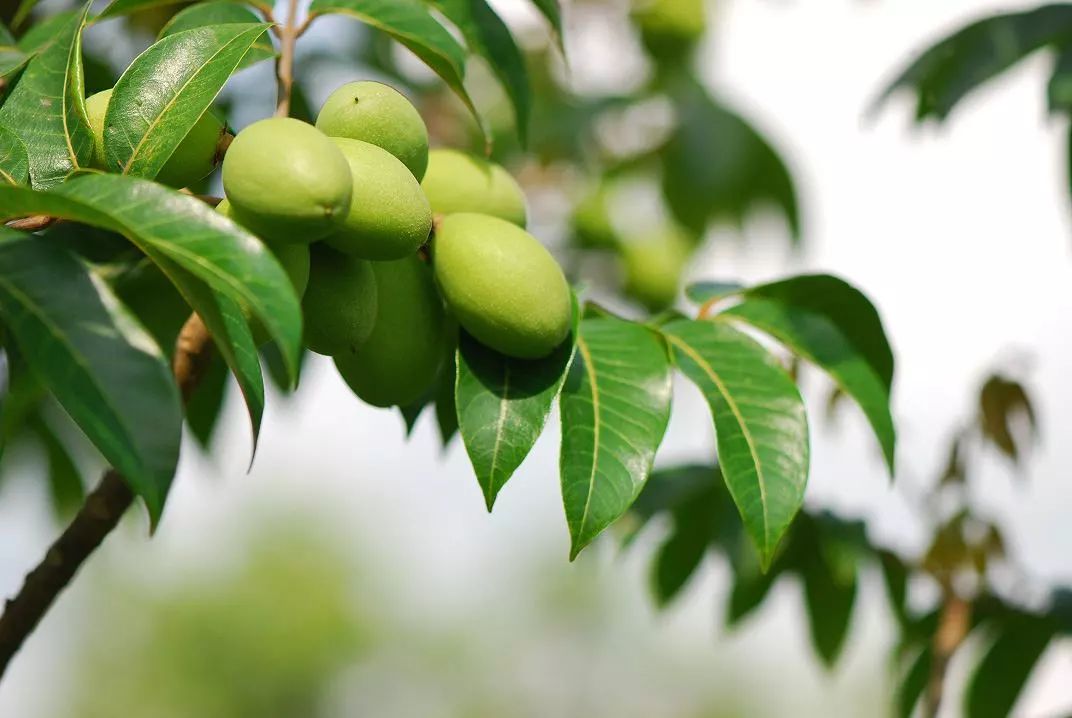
0,125,29,185
559,316,672,559
104,24,269,179
158,2,276,71
662,318,809,569
0,228,181,522
95,0,189,21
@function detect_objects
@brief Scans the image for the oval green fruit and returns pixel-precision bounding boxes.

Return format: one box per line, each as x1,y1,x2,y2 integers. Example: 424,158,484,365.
421,149,527,227
302,245,378,356
222,117,352,243
87,88,226,188
433,213,570,359
315,81,429,180
217,198,310,296
324,138,432,260
334,257,445,408
619,226,693,311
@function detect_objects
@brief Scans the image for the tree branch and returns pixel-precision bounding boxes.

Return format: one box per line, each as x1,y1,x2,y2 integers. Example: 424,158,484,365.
923,590,972,718
274,0,301,118
0,313,215,680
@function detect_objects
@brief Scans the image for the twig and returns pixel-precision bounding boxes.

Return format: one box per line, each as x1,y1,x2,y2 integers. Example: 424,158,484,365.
0,314,214,680
274,0,301,118
923,590,972,718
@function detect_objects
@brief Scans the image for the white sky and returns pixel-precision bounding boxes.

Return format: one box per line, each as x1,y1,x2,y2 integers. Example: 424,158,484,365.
1,0,1071,715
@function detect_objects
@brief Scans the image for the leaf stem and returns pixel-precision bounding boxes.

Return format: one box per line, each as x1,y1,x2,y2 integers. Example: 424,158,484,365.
0,313,215,681
274,0,301,118
923,589,971,718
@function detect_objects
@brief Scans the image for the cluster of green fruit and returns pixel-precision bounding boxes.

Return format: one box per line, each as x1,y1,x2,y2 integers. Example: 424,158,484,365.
89,81,572,408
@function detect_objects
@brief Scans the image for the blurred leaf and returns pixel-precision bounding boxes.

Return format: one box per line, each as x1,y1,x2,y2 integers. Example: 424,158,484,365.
652,483,723,605
0,175,303,385
1048,44,1072,112
159,2,276,70
662,318,809,569
797,517,858,666
0,2,95,189
104,24,269,179
309,0,488,144
876,5,1072,122
0,229,181,522
559,317,672,559
184,354,228,448
17,10,78,53
721,274,896,472
896,646,932,718
880,549,911,628
430,0,530,143
12,0,38,31
398,396,427,436
628,464,720,532
0,124,29,185
457,322,575,510
726,559,779,626
29,410,85,517
435,348,458,447
977,373,1037,463
527,0,564,53
96,0,189,20
685,280,744,305
0,47,30,99
662,75,799,239
112,259,190,358
0,22,14,46
965,615,1053,718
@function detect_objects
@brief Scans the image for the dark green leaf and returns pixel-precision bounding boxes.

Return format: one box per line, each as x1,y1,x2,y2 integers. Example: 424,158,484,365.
628,464,720,531
880,549,911,628
797,518,858,666
17,10,78,53
29,410,85,518
309,0,487,142
12,0,39,31
876,5,1072,122
652,486,720,605
0,125,29,185
435,348,458,447
896,647,932,718
1048,44,1072,112
977,374,1037,463
0,175,303,385
662,75,799,238
662,318,809,569
430,0,530,143
527,0,564,53
965,615,1053,718
158,2,276,70
0,22,13,46
720,274,895,472
184,354,228,448
95,0,189,21
0,3,95,189
399,397,427,436
684,280,744,305
457,298,577,510
0,229,181,522
0,47,30,98
559,317,672,559
104,23,269,179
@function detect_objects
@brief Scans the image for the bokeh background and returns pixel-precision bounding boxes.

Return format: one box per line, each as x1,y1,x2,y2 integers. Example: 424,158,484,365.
1,0,1071,715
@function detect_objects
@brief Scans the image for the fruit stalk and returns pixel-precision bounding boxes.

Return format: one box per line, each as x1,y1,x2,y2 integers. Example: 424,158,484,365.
0,314,215,680
274,0,301,118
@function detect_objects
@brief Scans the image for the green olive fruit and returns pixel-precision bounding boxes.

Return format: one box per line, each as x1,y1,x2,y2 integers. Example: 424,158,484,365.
334,256,445,408
315,81,429,180
323,138,432,260
421,149,526,227
222,117,352,243
217,198,310,296
571,183,621,250
619,226,694,311
633,0,706,62
301,245,378,356
433,213,570,359
86,88,226,188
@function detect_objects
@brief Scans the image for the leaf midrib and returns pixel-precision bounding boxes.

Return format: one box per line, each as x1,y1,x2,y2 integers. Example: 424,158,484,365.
667,332,770,553
574,335,601,544
485,363,510,500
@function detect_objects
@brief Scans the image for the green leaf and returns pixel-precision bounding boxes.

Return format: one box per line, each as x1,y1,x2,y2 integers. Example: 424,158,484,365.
559,317,672,559
797,518,858,666
1048,44,1072,113
435,348,458,447
104,23,269,179
158,2,277,71
0,22,14,46
662,75,799,238
0,125,29,185
0,175,303,385
685,280,744,305
95,0,189,21
662,318,809,569
720,274,895,472
184,354,228,448
29,410,85,518
0,47,30,98
965,615,1053,718
429,0,530,143
527,0,564,53
456,300,576,510
652,486,719,605
876,5,1072,122
0,2,95,189
309,0,487,143
0,229,181,522
896,646,932,718
17,10,78,53
12,0,40,30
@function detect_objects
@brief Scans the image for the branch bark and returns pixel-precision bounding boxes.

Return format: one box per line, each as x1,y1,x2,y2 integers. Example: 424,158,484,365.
274,0,301,118
923,590,972,718
0,314,214,679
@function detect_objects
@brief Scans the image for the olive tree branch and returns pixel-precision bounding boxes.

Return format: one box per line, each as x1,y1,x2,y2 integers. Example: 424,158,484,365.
274,0,301,118
0,315,216,680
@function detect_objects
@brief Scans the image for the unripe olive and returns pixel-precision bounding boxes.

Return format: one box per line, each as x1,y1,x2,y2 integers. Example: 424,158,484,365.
315,81,429,180
217,198,310,296
421,149,526,227
633,0,706,62
619,226,693,311
86,88,226,188
301,245,378,356
433,213,570,359
222,117,352,243
571,183,620,250
324,138,432,260
334,256,445,408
